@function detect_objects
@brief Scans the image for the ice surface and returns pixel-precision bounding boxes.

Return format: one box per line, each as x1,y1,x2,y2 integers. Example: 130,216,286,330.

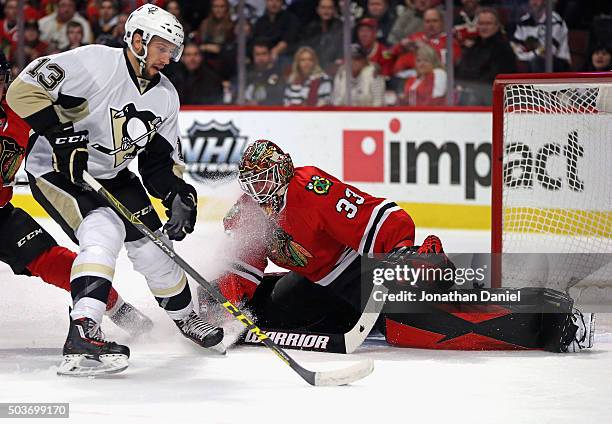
1,219,612,423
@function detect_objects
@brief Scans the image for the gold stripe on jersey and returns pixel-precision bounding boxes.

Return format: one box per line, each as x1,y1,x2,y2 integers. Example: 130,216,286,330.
149,273,187,297
70,263,116,281
34,177,84,230
172,163,185,179
53,100,90,124
6,78,53,119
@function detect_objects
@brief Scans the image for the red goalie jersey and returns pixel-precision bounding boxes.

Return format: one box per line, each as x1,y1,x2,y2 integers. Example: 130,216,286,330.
221,166,415,303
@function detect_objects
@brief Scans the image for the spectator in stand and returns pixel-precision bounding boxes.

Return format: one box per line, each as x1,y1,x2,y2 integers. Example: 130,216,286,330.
283,46,332,106
390,8,461,77
95,12,127,47
245,38,285,105
196,0,236,79
91,0,118,39
365,0,396,43
511,0,571,72
454,0,479,43
62,21,87,51
356,18,394,77
455,7,516,105
229,0,266,25
165,1,191,36
400,44,446,106
166,42,224,105
252,0,301,64
301,0,343,73
23,21,52,64
582,44,612,72
0,0,18,58
387,0,431,45
38,0,93,50
287,0,319,27
332,44,385,106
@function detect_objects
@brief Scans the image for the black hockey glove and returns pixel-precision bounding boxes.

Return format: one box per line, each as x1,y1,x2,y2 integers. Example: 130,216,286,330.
162,182,197,241
47,122,90,190
384,235,456,291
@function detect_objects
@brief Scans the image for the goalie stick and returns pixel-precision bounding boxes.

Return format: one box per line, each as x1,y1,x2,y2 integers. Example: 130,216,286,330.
200,283,385,354
82,172,374,386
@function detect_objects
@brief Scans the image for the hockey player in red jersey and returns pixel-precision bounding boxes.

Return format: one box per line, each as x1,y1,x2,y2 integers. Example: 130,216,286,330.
0,51,152,337
214,139,451,333
211,140,594,354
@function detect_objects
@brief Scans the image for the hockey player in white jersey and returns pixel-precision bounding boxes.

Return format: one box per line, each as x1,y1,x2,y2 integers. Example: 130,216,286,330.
6,4,224,376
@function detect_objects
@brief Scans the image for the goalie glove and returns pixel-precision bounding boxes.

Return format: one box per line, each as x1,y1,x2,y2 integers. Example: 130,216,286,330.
47,122,89,190
386,235,456,290
162,181,197,241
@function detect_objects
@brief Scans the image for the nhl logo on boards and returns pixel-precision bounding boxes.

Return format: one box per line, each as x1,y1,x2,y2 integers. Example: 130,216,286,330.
181,120,248,184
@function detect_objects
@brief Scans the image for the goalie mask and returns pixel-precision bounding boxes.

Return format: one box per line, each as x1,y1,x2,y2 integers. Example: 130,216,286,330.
238,140,294,213
124,4,184,70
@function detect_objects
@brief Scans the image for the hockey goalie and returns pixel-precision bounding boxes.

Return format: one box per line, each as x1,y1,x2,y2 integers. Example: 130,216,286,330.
202,139,595,354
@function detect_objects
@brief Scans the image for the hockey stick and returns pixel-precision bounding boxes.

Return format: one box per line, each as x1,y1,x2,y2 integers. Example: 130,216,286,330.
343,284,387,353
82,172,374,386
200,283,386,354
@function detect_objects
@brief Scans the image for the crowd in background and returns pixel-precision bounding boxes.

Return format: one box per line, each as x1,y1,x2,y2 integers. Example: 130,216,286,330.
1,0,611,106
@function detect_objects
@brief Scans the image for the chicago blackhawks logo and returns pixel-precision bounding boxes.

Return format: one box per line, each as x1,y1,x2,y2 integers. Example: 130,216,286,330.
306,175,332,195
268,227,312,268
92,103,162,167
0,136,25,184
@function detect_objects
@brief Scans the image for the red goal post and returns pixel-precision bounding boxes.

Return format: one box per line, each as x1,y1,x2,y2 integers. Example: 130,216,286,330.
491,73,612,305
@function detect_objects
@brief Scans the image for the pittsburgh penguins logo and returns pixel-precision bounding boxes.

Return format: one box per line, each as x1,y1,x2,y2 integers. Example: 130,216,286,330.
0,136,25,184
92,103,163,167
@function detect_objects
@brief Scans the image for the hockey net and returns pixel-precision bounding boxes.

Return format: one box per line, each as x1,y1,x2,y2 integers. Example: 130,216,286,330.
492,73,612,310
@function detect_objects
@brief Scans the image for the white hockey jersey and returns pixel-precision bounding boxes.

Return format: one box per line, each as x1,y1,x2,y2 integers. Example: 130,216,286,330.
7,44,182,180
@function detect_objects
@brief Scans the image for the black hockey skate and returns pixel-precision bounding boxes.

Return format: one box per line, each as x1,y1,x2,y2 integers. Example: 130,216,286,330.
108,301,154,337
57,314,130,377
174,311,226,354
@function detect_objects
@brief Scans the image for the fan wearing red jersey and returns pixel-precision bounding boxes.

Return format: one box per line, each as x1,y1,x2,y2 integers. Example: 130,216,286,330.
0,51,151,337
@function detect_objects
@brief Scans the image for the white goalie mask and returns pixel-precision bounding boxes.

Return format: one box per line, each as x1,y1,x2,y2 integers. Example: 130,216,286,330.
238,140,295,213
124,5,184,66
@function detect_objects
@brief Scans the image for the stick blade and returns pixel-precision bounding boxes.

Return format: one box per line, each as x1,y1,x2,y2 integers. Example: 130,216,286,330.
314,359,374,386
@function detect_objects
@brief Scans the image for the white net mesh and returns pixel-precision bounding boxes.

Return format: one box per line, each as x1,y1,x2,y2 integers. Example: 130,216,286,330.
501,80,612,309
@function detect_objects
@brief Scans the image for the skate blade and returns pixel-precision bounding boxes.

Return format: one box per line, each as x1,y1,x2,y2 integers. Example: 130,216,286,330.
207,341,227,355
57,354,129,377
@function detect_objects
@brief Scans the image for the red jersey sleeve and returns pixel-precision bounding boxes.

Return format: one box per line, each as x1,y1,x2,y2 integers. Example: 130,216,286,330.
219,194,269,301
298,167,415,255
